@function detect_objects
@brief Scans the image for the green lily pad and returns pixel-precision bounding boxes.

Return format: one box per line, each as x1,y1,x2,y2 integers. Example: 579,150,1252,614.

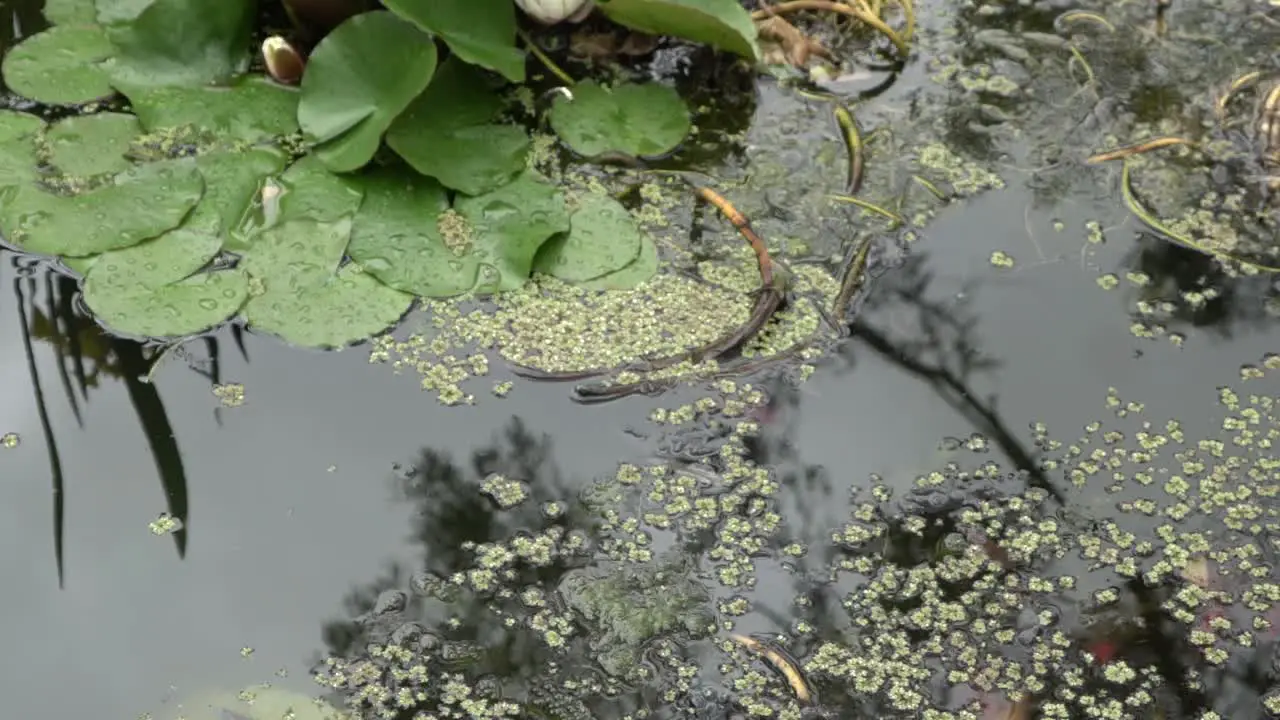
0,112,45,187
231,155,365,252
0,110,44,142
0,134,42,188
187,146,290,235
119,75,300,143
241,218,414,348
534,194,644,283
0,158,204,256
44,113,141,177
386,57,529,195
60,256,96,276
298,10,438,173
595,0,759,61
382,0,525,82
106,0,256,87
44,0,98,25
453,171,570,293
96,0,156,25
240,216,352,288
347,169,468,297
273,155,365,224
549,81,691,158
1,25,115,105
82,228,249,337
576,234,659,290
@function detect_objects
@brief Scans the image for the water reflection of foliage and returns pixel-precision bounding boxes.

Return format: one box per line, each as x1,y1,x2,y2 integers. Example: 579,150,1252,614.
1119,236,1280,341
6,255,238,585
303,197,1280,720
315,418,696,720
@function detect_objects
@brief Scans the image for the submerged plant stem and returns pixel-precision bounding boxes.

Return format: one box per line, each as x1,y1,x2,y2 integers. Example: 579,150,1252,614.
518,29,576,87
1087,136,1192,164
694,187,775,286
834,105,865,194
730,634,813,704
560,188,789,402
1119,158,1280,273
827,193,904,225
751,0,910,57
831,235,873,330
1216,70,1264,119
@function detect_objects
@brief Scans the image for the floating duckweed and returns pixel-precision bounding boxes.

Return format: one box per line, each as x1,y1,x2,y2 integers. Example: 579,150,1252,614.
989,250,1015,268
481,473,529,509
0,432,18,448
918,142,1005,195
212,382,245,407
1124,271,1150,287
372,258,814,401
437,208,474,257
148,512,182,535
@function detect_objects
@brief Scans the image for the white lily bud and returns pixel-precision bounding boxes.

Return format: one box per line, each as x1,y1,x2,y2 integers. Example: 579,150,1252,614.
514,0,593,25
262,36,305,85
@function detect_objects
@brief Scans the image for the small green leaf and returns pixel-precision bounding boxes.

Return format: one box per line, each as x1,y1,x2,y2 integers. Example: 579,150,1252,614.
595,0,759,61
241,218,414,348
188,147,290,236
44,112,141,177
549,81,690,158
43,0,98,25
386,57,529,195
119,76,300,143
576,234,659,290
382,0,525,82
298,10,438,173
347,168,470,297
534,194,644,282
1,25,115,105
106,0,256,87
82,228,249,337
0,158,204,256
453,171,570,293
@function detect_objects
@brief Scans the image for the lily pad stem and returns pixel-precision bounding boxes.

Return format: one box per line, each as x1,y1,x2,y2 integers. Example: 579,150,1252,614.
518,29,576,87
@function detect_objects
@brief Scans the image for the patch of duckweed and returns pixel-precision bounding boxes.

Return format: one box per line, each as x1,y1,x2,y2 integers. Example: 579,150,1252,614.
309,356,1280,719
148,512,183,535
369,241,834,404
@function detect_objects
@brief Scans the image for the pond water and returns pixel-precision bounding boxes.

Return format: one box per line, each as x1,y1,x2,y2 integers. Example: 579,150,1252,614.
2,0,1279,718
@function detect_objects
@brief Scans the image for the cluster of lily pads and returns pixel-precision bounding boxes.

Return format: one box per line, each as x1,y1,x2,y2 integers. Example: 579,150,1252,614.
0,0,762,347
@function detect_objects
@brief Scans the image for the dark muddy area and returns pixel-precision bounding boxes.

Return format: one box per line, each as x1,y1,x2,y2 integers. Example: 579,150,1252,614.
2,0,1279,719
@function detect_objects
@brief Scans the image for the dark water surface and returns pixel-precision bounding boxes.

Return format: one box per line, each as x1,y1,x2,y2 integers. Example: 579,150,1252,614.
2,0,1279,718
